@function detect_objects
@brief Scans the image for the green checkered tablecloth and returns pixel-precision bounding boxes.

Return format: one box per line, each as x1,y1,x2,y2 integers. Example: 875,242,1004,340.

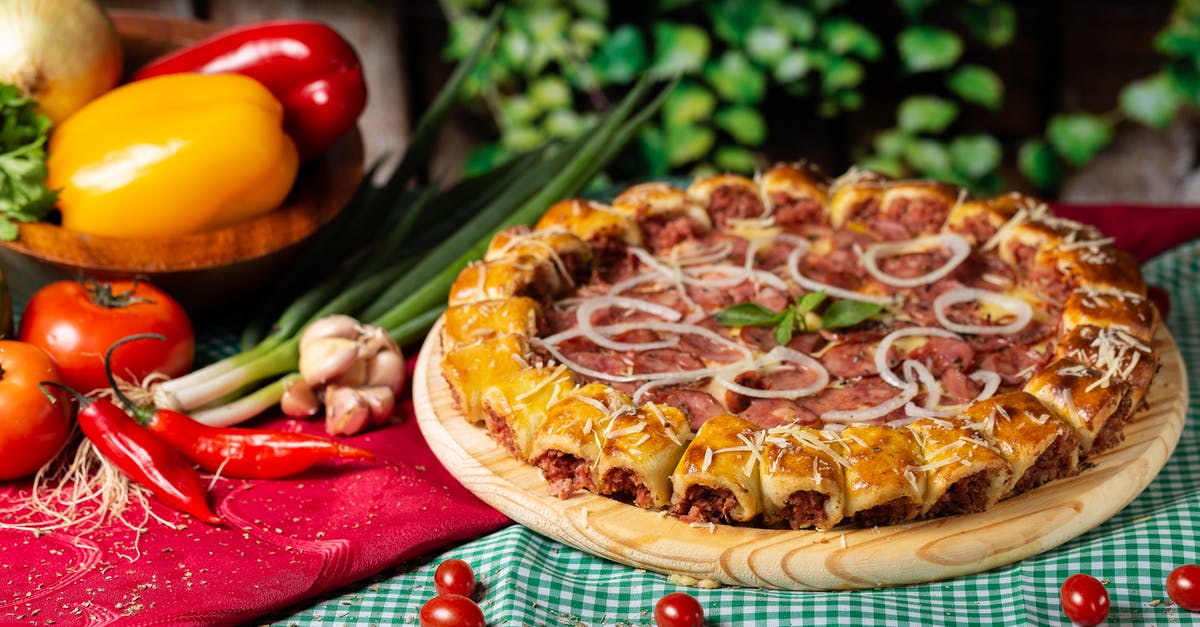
262,242,1200,627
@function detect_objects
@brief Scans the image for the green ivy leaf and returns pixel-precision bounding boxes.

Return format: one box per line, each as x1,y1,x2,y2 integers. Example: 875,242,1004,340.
1166,61,1200,107
895,0,937,18
857,155,906,178
650,22,711,77
836,90,864,111
897,26,963,73
714,302,783,327
444,15,489,60
1119,73,1182,129
1018,139,1062,190
774,49,813,82
1047,113,1114,167
666,123,716,166
898,95,959,134
529,76,572,110
591,24,648,84
569,19,608,52
714,146,759,173
544,108,590,139
464,143,508,176
947,64,1004,110
957,2,1017,48
821,56,864,93
821,18,883,61
704,51,767,104
708,0,765,46
1154,28,1200,58
746,25,791,66
663,82,717,129
498,95,540,127
714,106,766,145
873,129,907,157
570,0,608,20
778,5,817,42
821,300,883,330
499,28,534,70
636,126,671,178
501,124,545,152
903,138,953,177
949,134,1002,180
810,0,844,14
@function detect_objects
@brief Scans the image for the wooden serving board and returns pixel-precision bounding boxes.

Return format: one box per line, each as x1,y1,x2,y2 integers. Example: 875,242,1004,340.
413,322,1188,590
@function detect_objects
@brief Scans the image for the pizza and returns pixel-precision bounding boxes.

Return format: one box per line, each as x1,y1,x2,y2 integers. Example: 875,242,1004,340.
437,163,1160,530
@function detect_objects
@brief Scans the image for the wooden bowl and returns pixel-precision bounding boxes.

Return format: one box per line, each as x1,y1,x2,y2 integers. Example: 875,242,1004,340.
0,12,364,314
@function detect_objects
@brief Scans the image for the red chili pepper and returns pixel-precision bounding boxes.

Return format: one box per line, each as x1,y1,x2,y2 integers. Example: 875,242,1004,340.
132,20,367,160
106,335,376,480
139,407,375,480
42,383,223,525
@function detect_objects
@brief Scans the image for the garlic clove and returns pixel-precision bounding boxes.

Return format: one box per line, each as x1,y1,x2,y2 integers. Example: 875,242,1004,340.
358,386,396,426
360,324,399,356
331,358,369,388
365,348,406,395
280,376,320,418
299,337,360,386
299,314,362,353
324,385,370,436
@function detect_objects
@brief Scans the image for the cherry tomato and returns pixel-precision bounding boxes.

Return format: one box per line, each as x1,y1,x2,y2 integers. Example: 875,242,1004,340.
1060,573,1110,626
654,592,705,627
1167,564,1200,612
0,341,72,480
18,280,194,394
434,558,477,597
418,593,485,627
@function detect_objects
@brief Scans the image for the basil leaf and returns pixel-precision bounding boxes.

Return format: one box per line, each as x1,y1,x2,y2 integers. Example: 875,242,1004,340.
774,308,797,346
795,290,828,314
821,299,883,329
714,302,783,327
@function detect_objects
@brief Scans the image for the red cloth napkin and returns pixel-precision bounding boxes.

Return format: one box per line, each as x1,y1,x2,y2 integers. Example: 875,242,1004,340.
0,357,510,626
1,203,1194,626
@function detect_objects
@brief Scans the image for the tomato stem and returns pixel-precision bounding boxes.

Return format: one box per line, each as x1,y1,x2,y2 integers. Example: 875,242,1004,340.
84,278,154,309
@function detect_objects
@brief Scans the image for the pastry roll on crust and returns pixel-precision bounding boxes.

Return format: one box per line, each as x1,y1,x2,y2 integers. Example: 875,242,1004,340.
484,225,595,286
877,180,960,236
534,198,644,248
1061,288,1157,344
441,297,542,353
1024,358,1134,457
448,253,571,307
442,334,532,424
905,417,1012,517
670,414,764,524
610,182,712,253
945,192,1024,245
826,169,889,228
759,424,847,530
1056,324,1158,410
595,402,690,509
530,383,633,498
1029,245,1147,305
962,392,1080,496
839,424,926,526
481,365,576,461
758,161,830,228
686,174,765,227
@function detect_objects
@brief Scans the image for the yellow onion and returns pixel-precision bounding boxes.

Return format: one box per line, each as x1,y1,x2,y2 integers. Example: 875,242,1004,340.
0,0,122,125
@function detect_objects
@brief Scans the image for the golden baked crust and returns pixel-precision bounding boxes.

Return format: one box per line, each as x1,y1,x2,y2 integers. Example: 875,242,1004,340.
438,165,1160,530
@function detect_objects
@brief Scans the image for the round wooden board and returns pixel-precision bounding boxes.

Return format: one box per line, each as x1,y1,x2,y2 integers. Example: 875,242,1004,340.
414,321,1188,590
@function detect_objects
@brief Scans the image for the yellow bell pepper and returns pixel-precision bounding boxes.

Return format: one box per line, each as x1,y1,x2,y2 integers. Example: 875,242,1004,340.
47,73,299,239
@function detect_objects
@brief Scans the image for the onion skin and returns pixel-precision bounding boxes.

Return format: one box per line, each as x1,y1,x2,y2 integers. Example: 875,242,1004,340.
0,0,122,125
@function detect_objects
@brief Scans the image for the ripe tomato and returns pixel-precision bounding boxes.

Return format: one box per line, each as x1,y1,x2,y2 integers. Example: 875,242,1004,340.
434,558,477,597
418,593,485,627
18,280,194,394
1167,564,1200,612
1060,573,1110,627
0,341,73,480
654,592,705,627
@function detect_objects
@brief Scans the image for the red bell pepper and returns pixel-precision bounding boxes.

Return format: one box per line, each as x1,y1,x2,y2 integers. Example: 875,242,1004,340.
133,20,368,161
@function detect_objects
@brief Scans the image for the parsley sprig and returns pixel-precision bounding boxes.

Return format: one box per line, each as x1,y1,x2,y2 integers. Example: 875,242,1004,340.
0,83,57,241
714,291,884,345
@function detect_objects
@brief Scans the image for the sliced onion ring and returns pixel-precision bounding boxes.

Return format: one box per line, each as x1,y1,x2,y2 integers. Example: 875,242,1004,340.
820,382,918,423
859,233,971,288
873,326,962,389
901,369,1003,419
714,346,831,399
934,287,1034,335
786,243,895,306
575,296,682,351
